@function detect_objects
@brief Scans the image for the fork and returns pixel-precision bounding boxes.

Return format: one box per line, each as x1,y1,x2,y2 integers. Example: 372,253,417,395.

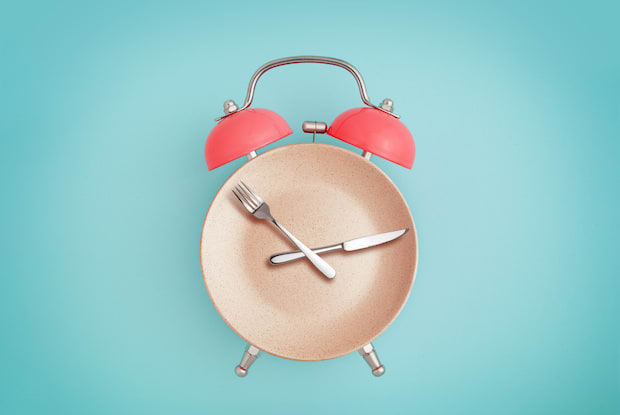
232,181,336,279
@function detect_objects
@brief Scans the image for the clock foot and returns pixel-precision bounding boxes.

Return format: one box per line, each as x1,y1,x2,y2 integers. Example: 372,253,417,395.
358,343,385,377
235,344,260,377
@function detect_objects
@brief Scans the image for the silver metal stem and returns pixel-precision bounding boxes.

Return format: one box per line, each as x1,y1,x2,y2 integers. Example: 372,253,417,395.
362,151,373,160
216,56,399,121
358,343,385,377
247,151,257,160
302,121,328,144
235,344,260,377
302,121,328,134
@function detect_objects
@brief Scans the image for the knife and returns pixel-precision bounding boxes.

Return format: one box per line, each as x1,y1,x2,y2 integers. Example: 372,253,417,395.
269,228,409,265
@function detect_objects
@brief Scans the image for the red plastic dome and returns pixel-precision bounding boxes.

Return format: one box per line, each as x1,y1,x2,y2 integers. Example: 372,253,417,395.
205,108,292,170
327,107,415,169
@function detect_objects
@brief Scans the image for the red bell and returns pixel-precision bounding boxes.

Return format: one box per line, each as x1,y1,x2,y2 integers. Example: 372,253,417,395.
328,107,415,169
205,108,292,170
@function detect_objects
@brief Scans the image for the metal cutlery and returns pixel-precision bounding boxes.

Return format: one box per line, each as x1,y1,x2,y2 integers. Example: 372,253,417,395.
269,228,408,265
232,181,337,279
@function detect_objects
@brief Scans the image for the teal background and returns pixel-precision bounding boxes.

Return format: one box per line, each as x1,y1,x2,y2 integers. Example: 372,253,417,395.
1,0,618,413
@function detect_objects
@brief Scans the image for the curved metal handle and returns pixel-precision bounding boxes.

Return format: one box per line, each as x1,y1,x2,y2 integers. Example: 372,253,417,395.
216,56,398,120
244,56,372,111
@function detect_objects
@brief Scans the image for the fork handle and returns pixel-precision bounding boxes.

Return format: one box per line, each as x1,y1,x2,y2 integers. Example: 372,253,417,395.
271,220,336,279
270,244,343,265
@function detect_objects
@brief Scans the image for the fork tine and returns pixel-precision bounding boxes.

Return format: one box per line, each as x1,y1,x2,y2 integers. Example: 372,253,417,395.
236,183,258,208
232,187,253,212
240,181,263,204
236,185,258,210
233,185,250,207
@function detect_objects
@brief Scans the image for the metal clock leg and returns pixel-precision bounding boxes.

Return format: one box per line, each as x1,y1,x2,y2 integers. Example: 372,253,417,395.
358,343,385,377
235,344,260,377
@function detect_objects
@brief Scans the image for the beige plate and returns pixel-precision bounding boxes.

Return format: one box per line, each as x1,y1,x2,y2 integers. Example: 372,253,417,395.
200,143,418,361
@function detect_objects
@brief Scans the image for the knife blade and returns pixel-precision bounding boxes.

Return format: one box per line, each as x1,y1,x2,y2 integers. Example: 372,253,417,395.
269,228,408,265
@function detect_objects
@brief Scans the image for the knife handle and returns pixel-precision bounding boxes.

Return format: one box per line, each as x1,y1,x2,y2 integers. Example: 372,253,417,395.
269,244,343,265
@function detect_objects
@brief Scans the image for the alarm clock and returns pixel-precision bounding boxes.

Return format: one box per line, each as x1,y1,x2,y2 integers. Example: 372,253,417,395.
200,56,418,377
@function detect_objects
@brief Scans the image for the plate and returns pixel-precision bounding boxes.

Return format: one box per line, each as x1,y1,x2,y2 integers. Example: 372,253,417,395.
200,143,417,360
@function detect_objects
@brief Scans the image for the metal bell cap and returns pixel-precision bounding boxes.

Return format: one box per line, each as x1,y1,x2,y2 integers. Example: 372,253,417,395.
205,108,293,170
327,107,415,169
